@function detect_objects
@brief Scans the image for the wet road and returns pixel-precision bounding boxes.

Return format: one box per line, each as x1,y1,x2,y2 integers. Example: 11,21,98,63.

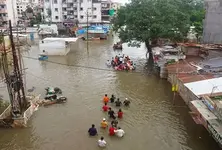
0,36,221,150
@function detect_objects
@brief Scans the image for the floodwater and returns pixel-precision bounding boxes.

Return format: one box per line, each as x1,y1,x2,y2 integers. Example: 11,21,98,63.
0,35,221,150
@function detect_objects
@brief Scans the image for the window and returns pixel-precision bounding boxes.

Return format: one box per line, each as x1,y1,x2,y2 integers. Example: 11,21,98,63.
93,15,97,18
74,0,77,2
62,8,66,11
63,15,67,19
54,0,58,3
80,7,83,11
93,7,96,10
74,7,77,11
74,15,77,18
55,8,58,11
17,6,19,8
80,0,83,2
80,15,84,19
55,16,59,19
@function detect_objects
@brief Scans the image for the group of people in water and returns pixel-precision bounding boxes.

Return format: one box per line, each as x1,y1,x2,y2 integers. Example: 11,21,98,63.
106,54,136,71
88,94,131,148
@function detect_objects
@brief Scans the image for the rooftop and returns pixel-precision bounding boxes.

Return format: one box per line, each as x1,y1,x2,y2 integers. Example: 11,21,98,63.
184,77,222,97
166,56,215,83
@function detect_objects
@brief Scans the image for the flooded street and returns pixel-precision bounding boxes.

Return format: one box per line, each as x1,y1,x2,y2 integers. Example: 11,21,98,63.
0,36,220,150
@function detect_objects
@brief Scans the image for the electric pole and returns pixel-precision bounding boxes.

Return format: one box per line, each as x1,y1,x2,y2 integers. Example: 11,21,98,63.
8,20,27,115
86,8,89,53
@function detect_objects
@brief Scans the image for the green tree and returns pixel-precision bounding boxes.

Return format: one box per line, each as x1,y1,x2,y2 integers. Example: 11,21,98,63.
113,0,193,55
190,0,205,42
36,13,42,23
26,7,34,14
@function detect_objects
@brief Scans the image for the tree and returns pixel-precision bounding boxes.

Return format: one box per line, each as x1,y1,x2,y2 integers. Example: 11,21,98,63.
36,13,42,23
26,7,34,14
47,8,52,23
190,0,205,42
113,0,194,55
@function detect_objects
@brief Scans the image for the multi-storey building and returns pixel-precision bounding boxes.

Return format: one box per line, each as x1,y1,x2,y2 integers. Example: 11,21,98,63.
100,0,111,22
43,0,114,24
16,0,42,19
111,2,121,12
0,0,16,27
44,0,102,24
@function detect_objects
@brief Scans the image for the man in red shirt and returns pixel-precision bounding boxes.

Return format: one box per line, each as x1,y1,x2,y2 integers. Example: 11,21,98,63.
102,103,109,112
109,126,116,136
118,109,123,118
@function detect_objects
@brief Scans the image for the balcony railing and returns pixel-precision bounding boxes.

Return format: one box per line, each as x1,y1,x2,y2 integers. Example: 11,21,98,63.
0,9,7,13
62,4,67,7
0,0,6,5
67,7,74,11
0,16,7,21
62,11,68,15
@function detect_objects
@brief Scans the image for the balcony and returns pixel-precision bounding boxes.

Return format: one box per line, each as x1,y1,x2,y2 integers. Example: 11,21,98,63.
0,9,7,14
0,16,7,21
102,16,110,21
63,11,68,15
66,7,73,11
0,0,6,5
101,10,109,16
67,15,74,19
92,0,100,3
62,4,67,7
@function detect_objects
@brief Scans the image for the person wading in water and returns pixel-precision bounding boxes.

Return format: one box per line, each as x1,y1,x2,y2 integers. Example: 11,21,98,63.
115,98,122,107
88,124,98,136
103,94,109,103
108,108,116,119
118,109,123,118
123,98,130,106
110,94,116,103
102,103,109,112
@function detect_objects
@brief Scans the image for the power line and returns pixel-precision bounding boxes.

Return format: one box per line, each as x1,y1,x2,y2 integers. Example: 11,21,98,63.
22,55,222,76
22,55,147,75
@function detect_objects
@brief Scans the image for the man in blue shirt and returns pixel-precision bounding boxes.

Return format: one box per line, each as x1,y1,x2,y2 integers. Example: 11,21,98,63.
88,124,98,136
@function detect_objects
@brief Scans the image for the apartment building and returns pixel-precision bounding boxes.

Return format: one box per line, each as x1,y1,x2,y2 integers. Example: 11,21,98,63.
0,0,16,27
111,2,121,11
16,0,42,18
43,0,114,24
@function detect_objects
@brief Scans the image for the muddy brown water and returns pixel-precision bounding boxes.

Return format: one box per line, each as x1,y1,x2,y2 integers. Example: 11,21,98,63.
0,36,220,150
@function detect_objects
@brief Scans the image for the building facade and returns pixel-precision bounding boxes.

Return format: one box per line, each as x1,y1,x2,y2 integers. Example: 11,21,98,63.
43,0,114,24
203,0,222,44
0,0,43,27
16,0,43,20
43,0,102,24
0,0,16,27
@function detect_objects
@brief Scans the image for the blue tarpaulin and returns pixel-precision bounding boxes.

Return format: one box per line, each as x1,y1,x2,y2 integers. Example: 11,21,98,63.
76,25,110,35
88,25,110,34
77,29,86,35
